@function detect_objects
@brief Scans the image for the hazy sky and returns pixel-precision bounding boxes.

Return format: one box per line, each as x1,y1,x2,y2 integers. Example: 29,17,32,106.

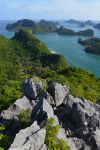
0,0,100,20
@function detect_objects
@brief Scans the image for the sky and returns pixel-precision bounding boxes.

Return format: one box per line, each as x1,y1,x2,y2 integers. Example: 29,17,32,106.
0,0,100,20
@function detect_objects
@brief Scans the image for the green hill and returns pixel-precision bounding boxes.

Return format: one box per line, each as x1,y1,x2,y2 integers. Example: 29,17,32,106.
0,30,100,112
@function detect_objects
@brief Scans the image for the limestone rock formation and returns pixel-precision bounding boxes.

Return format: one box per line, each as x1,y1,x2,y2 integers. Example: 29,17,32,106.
0,78,100,150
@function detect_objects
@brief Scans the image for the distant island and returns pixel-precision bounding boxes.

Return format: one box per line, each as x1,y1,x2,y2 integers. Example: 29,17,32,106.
78,38,100,55
6,19,94,36
57,26,94,36
65,19,94,26
94,23,100,29
6,19,57,33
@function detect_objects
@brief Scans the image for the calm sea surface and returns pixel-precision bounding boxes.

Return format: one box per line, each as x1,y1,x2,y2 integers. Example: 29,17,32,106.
0,20,100,76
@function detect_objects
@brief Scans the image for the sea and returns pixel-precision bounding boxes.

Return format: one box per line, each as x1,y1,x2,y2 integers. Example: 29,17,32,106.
0,20,100,77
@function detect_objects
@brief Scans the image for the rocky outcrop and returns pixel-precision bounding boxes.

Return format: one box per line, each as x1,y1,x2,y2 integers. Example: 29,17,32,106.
0,78,100,150
9,121,47,150
48,82,69,106
24,78,37,100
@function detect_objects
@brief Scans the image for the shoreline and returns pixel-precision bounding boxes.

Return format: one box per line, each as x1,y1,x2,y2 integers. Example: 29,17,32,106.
50,49,57,54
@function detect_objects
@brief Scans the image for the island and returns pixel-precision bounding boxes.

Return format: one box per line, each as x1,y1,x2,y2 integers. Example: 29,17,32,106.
94,23,100,29
65,19,94,26
6,19,57,33
57,26,94,36
78,38,100,55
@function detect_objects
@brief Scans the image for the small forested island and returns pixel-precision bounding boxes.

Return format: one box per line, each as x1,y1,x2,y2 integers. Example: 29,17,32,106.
6,19,57,33
57,26,94,36
94,23,100,29
65,19,82,24
78,38,100,55
65,19,94,26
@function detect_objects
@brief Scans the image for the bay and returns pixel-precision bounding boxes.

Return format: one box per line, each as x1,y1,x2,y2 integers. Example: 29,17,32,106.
0,20,100,76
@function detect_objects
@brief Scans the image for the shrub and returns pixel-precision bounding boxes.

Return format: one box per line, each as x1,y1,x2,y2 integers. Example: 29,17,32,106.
19,109,32,127
45,117,70,150
0,125,12,150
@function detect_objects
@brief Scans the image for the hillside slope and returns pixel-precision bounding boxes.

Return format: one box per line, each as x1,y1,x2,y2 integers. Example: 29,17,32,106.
0,30,100,113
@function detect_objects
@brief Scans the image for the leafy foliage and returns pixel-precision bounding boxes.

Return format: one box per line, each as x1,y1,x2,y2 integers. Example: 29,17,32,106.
45,118,70,150
19,109,32,127
0,125,12,150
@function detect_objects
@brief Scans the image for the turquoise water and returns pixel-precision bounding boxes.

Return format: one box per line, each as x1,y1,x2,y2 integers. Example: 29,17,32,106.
35,32,100,76
0,20,100,76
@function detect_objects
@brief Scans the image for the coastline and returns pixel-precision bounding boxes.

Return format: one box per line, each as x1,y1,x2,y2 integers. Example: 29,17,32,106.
50,49,57,54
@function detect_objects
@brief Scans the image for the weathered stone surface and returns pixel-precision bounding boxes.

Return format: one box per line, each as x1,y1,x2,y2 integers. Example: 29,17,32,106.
32,98,54,125
35,81,43,90
9,121,46,150
39,89,55,105
24,78,37,100
1,79,100,150
0,96,32,124
0,96,33,134
48,82,69,106
58,128,77,150
56,94,100,150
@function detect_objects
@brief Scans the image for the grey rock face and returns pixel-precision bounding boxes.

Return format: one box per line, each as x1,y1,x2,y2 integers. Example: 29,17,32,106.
1,79,100,150
90,130,100,150
1,96,32,119
24,78,37,100
56,95,100,150
0,96,33,134
32,98,54,125
58,128,77,150
39,89,55,106
9,121,46,150
48,82,69,106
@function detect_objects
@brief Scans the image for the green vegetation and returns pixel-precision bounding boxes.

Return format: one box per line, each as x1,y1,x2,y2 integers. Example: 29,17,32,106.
0,125,12,150
19,109,32,127
0,29,100,112
57,26,94,36
6,19,57,33
0,30,67,112
45,117,70,150
78,38,100,55
34,66,100,103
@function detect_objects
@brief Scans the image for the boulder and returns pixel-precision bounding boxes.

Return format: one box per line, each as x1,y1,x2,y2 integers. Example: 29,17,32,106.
0,96,33,133
32,98,55,125
39,89,55,106
90,129,100,150
71,102,85,128
24,78,37,100
48,82,69,106
9,121,46,150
